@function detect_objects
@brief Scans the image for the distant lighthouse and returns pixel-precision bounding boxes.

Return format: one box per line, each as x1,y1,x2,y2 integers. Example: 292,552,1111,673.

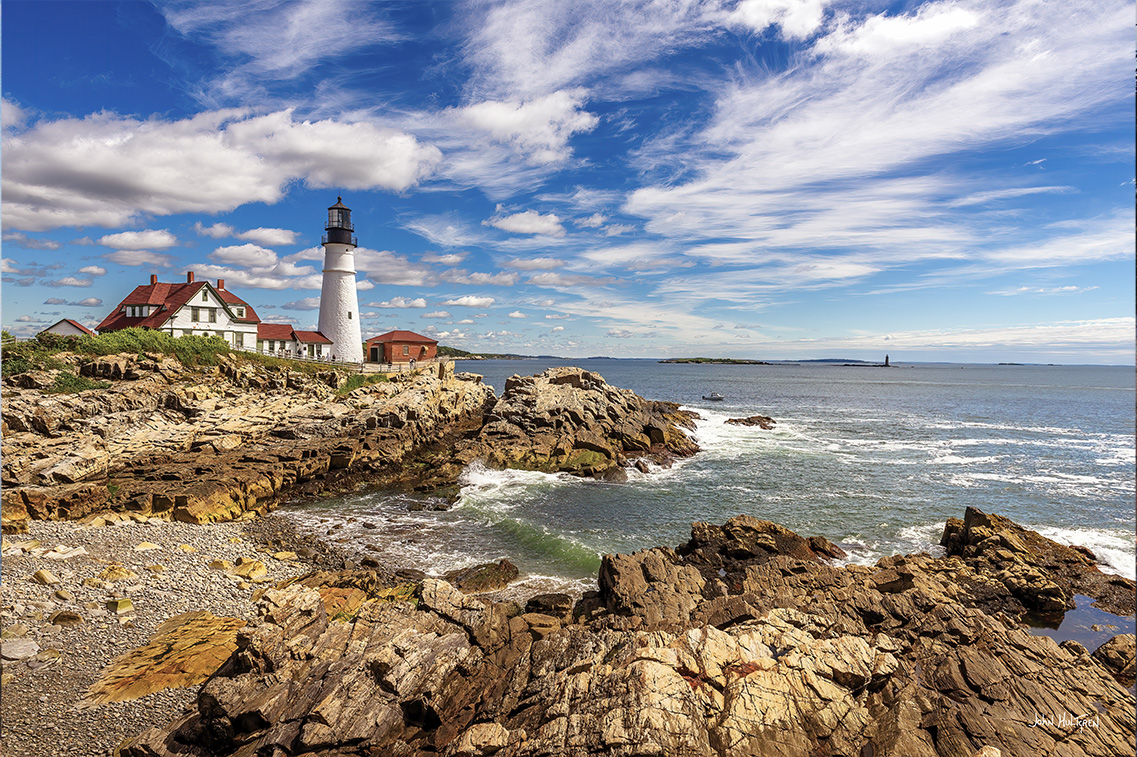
318,197,363,363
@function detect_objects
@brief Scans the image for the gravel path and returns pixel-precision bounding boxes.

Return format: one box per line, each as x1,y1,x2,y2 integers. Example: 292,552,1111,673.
0,514,346,757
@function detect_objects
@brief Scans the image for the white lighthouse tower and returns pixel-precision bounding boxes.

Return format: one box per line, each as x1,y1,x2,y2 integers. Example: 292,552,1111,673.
317,197,363,363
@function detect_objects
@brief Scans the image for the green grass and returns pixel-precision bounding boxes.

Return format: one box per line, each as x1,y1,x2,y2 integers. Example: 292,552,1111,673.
45,373,111,394
335,373,389,396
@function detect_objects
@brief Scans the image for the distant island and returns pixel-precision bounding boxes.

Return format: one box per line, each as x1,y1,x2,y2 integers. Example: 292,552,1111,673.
438,346,531,360
659,357,771,365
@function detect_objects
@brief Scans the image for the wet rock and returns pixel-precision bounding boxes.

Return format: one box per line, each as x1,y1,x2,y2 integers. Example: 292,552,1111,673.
443,559,520,593
1092,634,1136,684
724,414,776,429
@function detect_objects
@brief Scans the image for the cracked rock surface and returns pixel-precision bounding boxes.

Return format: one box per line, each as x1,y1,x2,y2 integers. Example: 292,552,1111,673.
122,509,1134,757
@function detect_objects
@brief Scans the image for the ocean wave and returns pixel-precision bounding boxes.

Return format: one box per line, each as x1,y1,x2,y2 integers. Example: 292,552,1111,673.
1030,526,1136,580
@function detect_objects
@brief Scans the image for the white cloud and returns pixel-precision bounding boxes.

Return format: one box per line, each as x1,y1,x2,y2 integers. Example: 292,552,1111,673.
282,297,321,310
193,222,236,239
354,247,434,286
508,311,527,318
457,319,475,324
576,212,607,228
988,285,1100,296
3,98,27,130
551,325,565,332
403,215,485,247
422,311,451,318
527,271,618,287
196,222,299,246
368,297,428,308
486,207,565,236
1,231,61,250
356,280,375,290
209,243,278,267
545,313,571,320
443,295,496,307
44,297,67,305
2,258,25,273
98,230,178,250
104,250,176,267
72,298,103,307
78,266,106,276
603,224,635,236
421,252,467,265
504,257,565,270
453,89,598,165
3,109,440,231
726,0,829,40
44,277,92,288
440,270,519,286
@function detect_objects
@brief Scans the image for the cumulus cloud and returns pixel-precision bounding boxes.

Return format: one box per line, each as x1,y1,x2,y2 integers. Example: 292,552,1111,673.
550,325,565,331
98,230,178,250
43,297,67,305
422,311,451,318
104,250,176,267
368,297,428,308
2,258,26,274
210,243,278,267
194,221,298,246
44,277,92,287
2,231,60,250
508,311,527,318
421,252,467,265
3,109,441,231
442,295,496,307
282,297,322,310
726,0,829,40
452,89,598,165
485,207,565,236
72,297,103,307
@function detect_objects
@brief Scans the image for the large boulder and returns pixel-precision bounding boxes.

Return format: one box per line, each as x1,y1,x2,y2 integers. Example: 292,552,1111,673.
463,367,699,479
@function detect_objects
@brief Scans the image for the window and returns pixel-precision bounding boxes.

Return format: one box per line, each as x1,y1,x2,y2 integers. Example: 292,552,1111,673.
235,332,244,347
348,311,353,320
256,339,264,351
208,309,217,323
192,307,201,322
235,307,245,318
403,345,409,356
202,291,208,302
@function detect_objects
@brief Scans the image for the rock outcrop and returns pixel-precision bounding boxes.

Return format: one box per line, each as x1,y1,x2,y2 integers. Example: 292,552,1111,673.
2,361,698,532
122,509,1135,757
724,414,776,429
455,367,699,481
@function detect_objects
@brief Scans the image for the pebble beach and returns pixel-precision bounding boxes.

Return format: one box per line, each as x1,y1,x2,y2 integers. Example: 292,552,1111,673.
0,513,346,757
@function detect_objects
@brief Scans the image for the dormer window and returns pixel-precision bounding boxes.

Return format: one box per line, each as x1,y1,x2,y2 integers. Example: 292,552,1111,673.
235,307,245,318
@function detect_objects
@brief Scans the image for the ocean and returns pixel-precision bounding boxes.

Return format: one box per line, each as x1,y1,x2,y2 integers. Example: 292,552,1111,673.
284,359,1136,599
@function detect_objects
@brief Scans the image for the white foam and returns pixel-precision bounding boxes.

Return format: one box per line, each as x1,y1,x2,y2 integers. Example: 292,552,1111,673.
1031,526,1137,580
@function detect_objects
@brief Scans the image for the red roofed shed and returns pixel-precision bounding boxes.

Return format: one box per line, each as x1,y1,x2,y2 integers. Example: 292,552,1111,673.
365,330,438,363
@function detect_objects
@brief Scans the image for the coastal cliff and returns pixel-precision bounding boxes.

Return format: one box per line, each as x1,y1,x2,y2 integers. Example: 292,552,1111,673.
1,356,699,533
119,508,1135,757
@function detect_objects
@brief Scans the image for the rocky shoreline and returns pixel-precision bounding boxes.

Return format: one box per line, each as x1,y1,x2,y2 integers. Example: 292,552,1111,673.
2,357,698,533
2,357,1134,756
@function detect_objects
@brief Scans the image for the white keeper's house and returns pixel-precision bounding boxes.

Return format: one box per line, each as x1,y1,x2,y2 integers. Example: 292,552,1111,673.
97,272,263,349
96,197,369,361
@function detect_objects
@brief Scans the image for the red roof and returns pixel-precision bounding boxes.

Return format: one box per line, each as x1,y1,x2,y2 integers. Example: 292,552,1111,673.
293,330,331,344
97,277,261,332
216,289,260,323
42,319,96,336
366,330,437,344
257,323,296,340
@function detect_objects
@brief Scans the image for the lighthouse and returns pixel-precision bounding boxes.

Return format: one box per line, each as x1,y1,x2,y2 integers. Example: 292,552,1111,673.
317,197,364,363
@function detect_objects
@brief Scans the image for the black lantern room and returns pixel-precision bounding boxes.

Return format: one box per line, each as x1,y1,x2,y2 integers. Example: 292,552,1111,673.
323,197,357,247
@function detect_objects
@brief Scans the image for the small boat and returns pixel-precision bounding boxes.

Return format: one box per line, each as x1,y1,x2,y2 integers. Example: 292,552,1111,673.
702,392,725,401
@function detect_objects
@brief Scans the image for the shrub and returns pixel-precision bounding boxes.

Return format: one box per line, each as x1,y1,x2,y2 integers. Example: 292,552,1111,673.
77,328,230,366
45,373,111,394
335,373,389,396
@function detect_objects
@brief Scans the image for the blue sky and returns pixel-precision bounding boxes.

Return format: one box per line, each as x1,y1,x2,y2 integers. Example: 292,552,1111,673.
2,0,1133,363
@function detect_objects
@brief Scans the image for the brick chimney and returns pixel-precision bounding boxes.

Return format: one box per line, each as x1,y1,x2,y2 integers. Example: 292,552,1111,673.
217,278,225,290
150,274,158,285
186,271,195,283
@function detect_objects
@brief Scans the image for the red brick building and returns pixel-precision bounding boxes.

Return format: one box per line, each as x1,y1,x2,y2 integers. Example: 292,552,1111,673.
365,330,438,363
